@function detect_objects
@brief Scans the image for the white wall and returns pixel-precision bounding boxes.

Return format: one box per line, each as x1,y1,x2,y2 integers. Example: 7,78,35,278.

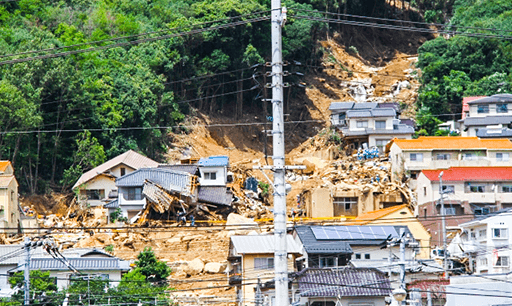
198,166,227,186
446,275,512,306
78,175,116,207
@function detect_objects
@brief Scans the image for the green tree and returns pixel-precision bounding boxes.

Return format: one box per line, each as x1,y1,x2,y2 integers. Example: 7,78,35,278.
9,270,61,306
416,106,442,136
135,247,172,284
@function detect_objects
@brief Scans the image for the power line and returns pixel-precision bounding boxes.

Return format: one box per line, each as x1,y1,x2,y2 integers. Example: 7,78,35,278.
0,16,270,66
292,13,512,41
0,11,271,59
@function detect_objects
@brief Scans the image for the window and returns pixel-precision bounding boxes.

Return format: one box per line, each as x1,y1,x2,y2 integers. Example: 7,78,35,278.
410,153,423,162
479,229,487,239
470,231,476,240
423,208,428,219
356,121,368,128
319,257,337,268
254,257,274,270
468,185,485,193
127,187,143,201
423,187,427,196
120,167,126,176
364,254,371,260
355,254,361,259
375,140,388,153
479,257,488,267
410,172,418,179
333,197,358,215
502,185,512,193
375,120,386,129
442,207,456,215
85,189,105,200
477,104,489,114
497,103,508,113
441,185,455,194
436,154,451,160
474,207,491,215
497,153,510,161
204,172,217,180
493,228,508,239
495,256,509,267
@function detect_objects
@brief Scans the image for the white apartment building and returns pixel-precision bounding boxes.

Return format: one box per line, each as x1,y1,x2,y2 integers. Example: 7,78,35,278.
459,210,512,274
459,94,512,138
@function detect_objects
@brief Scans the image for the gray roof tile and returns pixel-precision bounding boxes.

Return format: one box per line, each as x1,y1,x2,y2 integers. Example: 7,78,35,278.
477,128,512,138
158,164,199,175
462,115,512,126
198,186,232,205
294,226,353,254
20,257,129,271
116,168,194,194
297,267,391,297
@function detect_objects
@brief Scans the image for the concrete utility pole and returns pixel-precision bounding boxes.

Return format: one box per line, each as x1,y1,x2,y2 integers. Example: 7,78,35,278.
399,228,406,306
24,237,30,306
271,0,288,304
439,171,448,274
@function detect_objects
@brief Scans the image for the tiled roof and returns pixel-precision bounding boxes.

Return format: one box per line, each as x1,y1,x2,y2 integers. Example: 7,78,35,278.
350,259,444,274
461,115,512,126
421,167,512,182
73,150,158,189
477,128,512,138
297,268,391,297
0,161,12,172
116,168,193,194
352,205,408,224
158,164,199,175
18,257,130,271
346,108,396,118
294,226,353,254
467,94,512,104
329,102,377,113
198,186,232,205
230,235,302,254
104,199,119,209
391,137,512,150
198,156,229,167
341,125,414,136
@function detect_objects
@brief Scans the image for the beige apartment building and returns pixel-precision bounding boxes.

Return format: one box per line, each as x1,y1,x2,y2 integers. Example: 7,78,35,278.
0,161,20,234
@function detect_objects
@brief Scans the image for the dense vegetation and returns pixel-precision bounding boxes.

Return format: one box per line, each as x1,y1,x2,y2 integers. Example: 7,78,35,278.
1,0,509,193
416,0,512,127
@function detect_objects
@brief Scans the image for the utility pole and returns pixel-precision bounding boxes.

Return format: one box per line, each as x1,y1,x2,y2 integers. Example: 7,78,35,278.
24,237,30,306
271,0,288,304
439,171,448,275
399,228,406,306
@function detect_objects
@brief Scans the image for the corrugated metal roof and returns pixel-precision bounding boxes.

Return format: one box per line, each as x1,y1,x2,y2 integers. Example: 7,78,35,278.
294,226,353,254
116,168,193,194
158,164,199,175
198,156,229,167
297,267,391,297
18,257,129,271
230,235,301,254
73,150,159,189
198,186,232,205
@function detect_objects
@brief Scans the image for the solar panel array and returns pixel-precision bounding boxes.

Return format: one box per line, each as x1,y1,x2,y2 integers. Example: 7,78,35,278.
311,226,399,240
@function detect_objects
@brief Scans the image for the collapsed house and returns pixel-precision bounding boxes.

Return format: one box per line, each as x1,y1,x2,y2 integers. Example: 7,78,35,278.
104,156,234,223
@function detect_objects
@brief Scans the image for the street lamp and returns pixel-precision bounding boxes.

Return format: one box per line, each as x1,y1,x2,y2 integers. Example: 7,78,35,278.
392,287,407,303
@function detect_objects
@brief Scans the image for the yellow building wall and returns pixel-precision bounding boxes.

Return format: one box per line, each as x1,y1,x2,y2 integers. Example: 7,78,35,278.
0,177,20,233
367,208,431,259
308,187,333,218
241,254,296,306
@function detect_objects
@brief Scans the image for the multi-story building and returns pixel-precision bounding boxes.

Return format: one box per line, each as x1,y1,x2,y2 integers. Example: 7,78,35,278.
329,102,414,152
459,94,512,138
0,161,20,234
417,167,512,247
458,209,512,274
387,137,512,187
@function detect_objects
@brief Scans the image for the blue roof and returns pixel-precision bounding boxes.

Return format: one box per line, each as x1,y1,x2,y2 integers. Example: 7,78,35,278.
116,168,193,193
198,156,229,167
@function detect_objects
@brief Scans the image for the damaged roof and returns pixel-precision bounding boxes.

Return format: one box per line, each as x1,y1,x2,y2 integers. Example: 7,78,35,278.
158,164,199,175
198,186,233,205
297,267,391,297
73,150,158,189
116,168,194,194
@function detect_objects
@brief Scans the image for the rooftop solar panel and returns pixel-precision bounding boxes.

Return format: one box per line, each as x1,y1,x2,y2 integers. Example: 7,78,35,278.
311,226,401,240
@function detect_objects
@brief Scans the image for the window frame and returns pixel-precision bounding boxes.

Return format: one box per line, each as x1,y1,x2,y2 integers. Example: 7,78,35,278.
436,153,451,160
497,103,508,113
319,256,337,268
477,104,489,114
497,153,510,162
356,120,368,128
204,172,217,180
492,228,508,239
254,257,274,270
410,153,423,162
495,256,509,267
375,120,386,129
